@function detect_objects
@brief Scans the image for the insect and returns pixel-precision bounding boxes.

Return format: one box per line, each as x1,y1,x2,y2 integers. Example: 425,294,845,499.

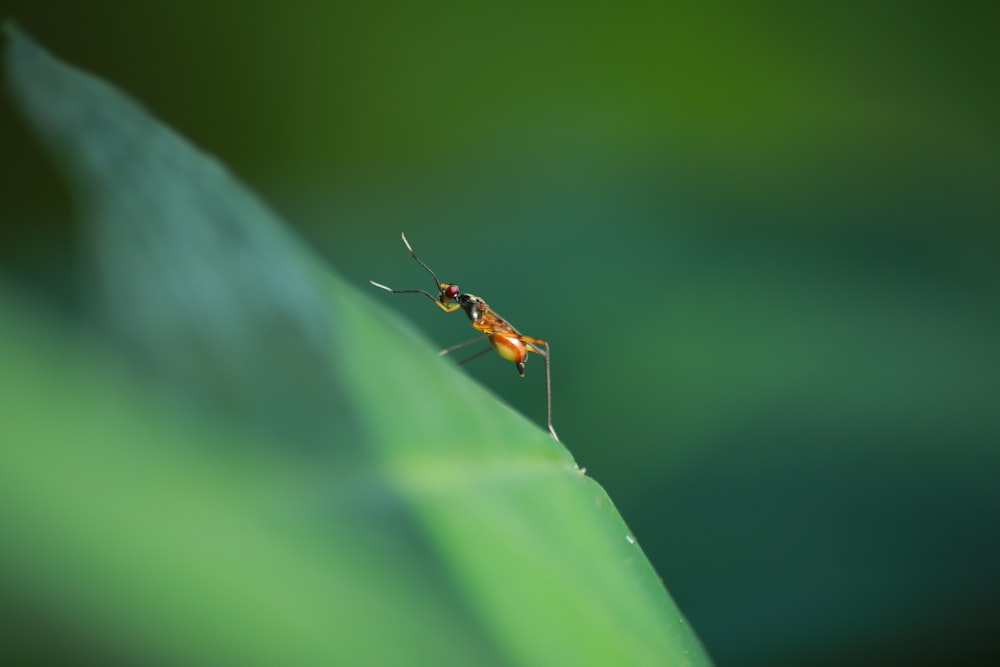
370,233,559,441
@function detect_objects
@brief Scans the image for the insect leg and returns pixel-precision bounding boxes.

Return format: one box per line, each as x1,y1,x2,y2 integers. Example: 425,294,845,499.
524,339,558,441
457,346,494,367
439,335,486,357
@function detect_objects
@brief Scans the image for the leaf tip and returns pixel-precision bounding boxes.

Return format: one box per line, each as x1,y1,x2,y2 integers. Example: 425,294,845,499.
3,20,41,78
2,18,25,44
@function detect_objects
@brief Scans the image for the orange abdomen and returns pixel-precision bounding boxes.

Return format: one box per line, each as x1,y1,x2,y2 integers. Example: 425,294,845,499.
490,333,527,365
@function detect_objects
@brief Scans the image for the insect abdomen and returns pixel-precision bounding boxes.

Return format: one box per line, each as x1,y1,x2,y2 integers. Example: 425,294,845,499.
490,334,527,370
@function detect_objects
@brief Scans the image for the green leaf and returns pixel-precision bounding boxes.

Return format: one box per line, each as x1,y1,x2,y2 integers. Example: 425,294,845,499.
1,24,711,666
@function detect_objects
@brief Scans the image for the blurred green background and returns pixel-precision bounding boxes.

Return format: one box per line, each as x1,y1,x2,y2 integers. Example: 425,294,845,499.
2,2,998,665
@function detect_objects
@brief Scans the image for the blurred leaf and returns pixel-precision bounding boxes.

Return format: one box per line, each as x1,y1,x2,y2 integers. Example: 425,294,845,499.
1,24,711,666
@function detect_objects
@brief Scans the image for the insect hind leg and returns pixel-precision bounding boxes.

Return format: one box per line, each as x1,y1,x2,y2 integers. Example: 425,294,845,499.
522,338,557,441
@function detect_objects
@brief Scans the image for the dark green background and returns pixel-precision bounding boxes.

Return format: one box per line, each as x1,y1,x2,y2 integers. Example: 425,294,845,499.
3,2,998,665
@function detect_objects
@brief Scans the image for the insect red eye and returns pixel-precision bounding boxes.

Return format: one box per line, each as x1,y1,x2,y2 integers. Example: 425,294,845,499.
445,284,461,298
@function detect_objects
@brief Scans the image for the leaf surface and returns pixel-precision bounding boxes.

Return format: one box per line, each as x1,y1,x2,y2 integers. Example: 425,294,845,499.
1,25,711,666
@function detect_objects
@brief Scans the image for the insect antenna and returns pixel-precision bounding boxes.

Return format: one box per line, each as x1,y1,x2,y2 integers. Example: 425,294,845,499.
401,232,445,290
368,280,440,306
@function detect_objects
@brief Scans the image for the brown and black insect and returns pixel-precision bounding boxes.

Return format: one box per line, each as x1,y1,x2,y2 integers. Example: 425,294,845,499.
371,233,558,440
